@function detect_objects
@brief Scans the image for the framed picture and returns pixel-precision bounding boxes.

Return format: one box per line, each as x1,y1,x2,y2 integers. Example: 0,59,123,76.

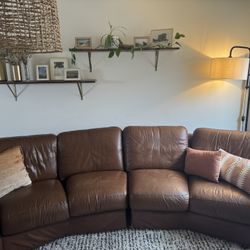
36,65,49,81
134,36,150,48
75,37,92,49
64,69,81,80
150,29,173,47
50,58,68,80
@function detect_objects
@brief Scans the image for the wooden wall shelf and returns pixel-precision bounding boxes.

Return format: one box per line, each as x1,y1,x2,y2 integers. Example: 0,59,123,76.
69,47,180,72
0,80,96,101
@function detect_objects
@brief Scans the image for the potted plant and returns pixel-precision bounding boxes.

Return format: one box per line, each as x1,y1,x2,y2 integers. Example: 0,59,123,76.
101,22,126,58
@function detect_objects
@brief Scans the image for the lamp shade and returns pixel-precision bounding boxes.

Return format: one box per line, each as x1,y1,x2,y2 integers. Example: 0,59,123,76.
0,0,62,54
210,57,249,80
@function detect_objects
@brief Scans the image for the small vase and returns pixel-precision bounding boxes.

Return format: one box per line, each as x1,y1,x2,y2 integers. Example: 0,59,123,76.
0,62,7,81
111,36,120,48
11,64,22,81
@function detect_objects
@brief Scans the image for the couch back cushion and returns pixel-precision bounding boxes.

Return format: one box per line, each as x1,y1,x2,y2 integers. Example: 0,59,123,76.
0,134,57,182
123,126,188,171
58,127,123,179
191,128,250,159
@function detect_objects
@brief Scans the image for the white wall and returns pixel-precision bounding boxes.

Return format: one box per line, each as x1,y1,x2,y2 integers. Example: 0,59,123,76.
0,0,250,137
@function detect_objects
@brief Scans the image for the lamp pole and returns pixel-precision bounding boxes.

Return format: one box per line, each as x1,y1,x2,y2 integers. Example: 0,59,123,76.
229,46,250,131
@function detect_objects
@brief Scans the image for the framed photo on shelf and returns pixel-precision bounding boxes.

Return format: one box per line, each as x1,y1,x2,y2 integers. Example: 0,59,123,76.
64,69,81,80
134,36,150,48
150,29,173,47
50,58,68,80
36,65,49,81
75,37,92,49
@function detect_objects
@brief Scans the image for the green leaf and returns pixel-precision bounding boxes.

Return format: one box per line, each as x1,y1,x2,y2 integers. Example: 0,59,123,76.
109,50,115,58
71,53,76,65
175,32,185,40
131,48,135,59
104,35,113,48
115,48,121,57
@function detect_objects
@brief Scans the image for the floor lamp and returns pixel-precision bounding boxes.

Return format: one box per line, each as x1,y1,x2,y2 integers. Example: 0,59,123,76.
210,46,250,131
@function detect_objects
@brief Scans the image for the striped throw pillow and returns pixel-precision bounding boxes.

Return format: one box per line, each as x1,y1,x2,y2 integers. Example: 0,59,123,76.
0,146,32,198
220,149,250,194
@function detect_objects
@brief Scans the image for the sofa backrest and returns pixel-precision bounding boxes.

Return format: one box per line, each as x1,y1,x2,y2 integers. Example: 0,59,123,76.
123,126,188,171
0,134,57,182
58,127,124,180
192,128,250,159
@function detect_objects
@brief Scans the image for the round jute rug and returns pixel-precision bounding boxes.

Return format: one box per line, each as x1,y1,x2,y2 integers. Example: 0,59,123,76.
37,229,247,250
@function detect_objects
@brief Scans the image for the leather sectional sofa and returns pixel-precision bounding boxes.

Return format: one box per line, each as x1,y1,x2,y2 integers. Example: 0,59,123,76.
0,126,250,250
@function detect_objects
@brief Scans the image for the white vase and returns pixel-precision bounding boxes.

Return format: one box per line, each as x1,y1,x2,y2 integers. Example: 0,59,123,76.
11,64,22,81
111,36,120,48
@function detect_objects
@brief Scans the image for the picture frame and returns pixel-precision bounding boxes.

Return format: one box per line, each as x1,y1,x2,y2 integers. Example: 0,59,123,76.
150,29,173,47
75,37,92,49
134,36,150,48
64,69,81,81
50,58,68,80
36,65,49,81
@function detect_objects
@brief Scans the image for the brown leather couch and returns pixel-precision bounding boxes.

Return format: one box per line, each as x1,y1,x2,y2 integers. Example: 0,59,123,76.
0,126,249,249
0,128,127,250
124,126,250,245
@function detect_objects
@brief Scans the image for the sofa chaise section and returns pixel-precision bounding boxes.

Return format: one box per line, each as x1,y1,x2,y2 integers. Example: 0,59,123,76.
0,134,69,250
58,127,127,234
188,128,250,244
123,126,189,229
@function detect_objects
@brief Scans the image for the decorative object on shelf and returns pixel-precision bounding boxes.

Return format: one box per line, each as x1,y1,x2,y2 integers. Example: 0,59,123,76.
134,37,150,48
101,22,126,58
75,37,92,49
50,58,69,80
64,69,81,81
210,46,250,131
11,64,22,81
0,0,62,84
0,62,7,81
150,29,173,47
3,53,22,81
36,65,50,81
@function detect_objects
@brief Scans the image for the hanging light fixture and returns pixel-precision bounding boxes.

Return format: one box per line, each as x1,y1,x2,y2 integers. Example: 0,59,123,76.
0,0,62,80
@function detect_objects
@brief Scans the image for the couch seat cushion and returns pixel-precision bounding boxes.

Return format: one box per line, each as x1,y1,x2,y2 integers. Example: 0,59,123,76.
0,180,69,236
189,176,250,225
129,169,189,212
66,171,127,217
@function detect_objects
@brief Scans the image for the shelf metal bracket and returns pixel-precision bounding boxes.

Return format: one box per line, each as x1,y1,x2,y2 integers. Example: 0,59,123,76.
76,82,83,100
155,50,160,71
88,52,92,72
6,83,18,101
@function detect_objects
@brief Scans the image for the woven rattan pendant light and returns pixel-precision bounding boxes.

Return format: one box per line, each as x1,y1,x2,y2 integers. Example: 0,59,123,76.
0,0,62,56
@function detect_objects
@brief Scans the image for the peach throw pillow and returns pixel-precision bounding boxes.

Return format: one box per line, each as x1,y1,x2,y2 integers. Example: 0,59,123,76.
185,147,222,182
0,146,31,198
